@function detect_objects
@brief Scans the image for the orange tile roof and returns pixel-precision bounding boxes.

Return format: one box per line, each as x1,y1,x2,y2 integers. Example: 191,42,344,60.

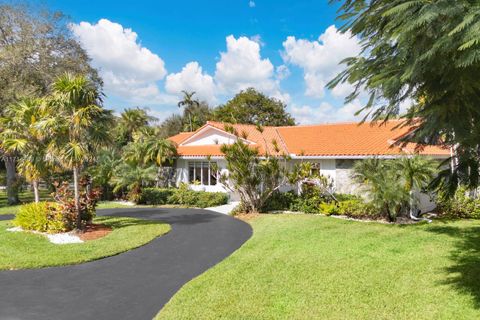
168,120,450,157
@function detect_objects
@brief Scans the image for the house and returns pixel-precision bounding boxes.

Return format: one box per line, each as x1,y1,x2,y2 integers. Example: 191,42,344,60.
168,120,450,211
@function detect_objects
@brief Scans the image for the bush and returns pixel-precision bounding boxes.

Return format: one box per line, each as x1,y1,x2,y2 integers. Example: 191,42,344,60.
337,199,377,218
14,202,67,233
138,184,228,208
437,186,480,219
261,191,299,212
138,188,174,205
319,202,339,215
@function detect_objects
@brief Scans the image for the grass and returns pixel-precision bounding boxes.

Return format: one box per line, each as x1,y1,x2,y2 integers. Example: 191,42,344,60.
157,215,480,319
0,216,170,270
0,189,52,215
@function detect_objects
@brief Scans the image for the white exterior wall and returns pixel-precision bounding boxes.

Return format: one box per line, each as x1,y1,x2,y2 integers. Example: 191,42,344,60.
184,129,238,146
175,158,231,194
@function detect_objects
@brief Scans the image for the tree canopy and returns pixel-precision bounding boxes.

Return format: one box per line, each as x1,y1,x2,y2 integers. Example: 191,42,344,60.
213,88,295,126
329,0,480,192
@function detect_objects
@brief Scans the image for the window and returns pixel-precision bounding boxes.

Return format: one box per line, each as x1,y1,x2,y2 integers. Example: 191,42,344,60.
188,162,218,185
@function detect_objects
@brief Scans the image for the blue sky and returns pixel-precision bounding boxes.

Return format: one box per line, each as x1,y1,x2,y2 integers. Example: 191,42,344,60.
44,0,364,124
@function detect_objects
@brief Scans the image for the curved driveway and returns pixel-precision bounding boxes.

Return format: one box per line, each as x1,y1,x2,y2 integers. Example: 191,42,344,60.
0,208,252,320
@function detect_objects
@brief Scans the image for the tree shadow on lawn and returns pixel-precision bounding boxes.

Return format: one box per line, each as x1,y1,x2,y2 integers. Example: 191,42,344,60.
426,223,480,308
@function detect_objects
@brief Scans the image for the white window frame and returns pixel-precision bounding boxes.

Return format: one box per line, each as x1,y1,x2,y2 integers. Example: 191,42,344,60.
188,161,218,186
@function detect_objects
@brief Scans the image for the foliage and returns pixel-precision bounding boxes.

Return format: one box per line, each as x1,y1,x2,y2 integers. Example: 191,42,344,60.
213,88,295,126
353,158,409,221
45,73,112,229
337,198,377,218
0,4,100,205
52,181,101,229
138,188,175,205
88,150,120,200
329,0,480,193
166,184,228,208
112,163,157,203
437,186,480,219
177,91,212,132
114,107,156,146
0,98,51,202
220,125,289,213
13,202,65,233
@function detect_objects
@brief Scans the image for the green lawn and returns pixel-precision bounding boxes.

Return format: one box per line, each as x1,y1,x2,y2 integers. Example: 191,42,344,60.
0,216,170,270
158,215,480,319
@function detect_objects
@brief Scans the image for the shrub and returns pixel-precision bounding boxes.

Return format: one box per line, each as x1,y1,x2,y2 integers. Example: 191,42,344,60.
261,191,299,212
52,181,101,229
138,188,174,205
14,202,67,233
437,186,480,219
319,202,339,215
337,199,377,218
138,184,228,208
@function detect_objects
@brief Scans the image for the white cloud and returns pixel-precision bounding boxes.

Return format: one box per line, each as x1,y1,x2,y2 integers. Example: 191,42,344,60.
165,61,217,103
249,1,256,8
276,65,290,80
282,25,361,99
215,35,286,100
291,99,363,124
70,19,167,101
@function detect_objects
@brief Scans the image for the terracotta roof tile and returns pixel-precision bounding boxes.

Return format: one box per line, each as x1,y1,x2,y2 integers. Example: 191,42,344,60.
168,120,450,157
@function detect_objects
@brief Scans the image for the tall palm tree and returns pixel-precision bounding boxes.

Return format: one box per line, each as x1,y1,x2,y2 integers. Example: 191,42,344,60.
46,73,113,229
395,155,438,220
177,90,200,132
0,98,50,202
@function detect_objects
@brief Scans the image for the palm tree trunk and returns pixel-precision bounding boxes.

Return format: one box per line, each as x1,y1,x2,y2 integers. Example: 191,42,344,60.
5,155,19,205
73,166,82,230
33,180,40,203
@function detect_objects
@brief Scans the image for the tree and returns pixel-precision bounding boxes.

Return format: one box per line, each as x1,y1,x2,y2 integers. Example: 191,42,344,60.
89,149,120,200
177,91,200,132
213,88,295,126
46,73,112,229
115,107,155,146
0,4,100,204
395,156,438,220
352,158,409,221
0,98,50,202
144,138,177,187
329,0,480,193
219,125,289,213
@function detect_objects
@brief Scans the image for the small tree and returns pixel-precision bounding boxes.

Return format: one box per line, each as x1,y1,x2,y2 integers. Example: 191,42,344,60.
219,125,289,213
394,156,438,220
0,98,50,202
46,73,113,230
352,158,409,221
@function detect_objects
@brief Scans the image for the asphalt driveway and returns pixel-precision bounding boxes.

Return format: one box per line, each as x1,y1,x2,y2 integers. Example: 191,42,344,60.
0,208,252,320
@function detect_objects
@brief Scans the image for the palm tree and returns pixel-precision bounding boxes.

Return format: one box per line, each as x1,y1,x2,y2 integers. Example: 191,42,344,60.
0,98,50,202
116,107,155,145
177,91,200,132
353,158,409,221
144,138,177,187
112,163,157,202
46,73,113,229
395,155,438,220
89,149,120,200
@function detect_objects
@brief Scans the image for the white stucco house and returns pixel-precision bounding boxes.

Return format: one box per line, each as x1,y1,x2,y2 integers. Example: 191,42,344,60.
168,120,450,212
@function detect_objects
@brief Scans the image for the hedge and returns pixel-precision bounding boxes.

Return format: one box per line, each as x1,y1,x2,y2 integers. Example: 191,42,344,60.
138,187,228,208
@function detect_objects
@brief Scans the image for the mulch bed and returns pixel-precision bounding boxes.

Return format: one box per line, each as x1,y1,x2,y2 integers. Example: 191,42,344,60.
78,224,112,241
